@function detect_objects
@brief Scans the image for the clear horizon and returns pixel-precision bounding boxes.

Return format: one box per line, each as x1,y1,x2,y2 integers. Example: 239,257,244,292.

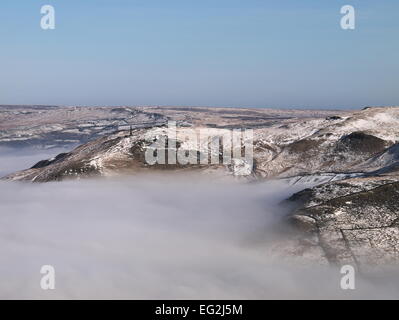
0,103,368,111
1,0,398,109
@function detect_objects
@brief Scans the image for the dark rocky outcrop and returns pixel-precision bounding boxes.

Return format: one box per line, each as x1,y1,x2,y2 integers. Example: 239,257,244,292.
31,152,71,169
336,132,386,154
288,176,399,269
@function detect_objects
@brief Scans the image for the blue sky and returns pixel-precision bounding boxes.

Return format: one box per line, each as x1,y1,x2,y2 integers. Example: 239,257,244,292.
0,0,398,108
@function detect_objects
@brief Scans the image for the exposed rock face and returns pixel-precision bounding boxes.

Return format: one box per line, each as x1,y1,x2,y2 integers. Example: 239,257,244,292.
31,152,71,169
336,132,386,154
288,176,399,270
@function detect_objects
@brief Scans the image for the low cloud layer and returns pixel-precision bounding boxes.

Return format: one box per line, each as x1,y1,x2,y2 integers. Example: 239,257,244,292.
0,151,399,299
0,147,69,177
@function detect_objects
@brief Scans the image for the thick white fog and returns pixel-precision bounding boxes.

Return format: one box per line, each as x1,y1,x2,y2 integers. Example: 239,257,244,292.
0,147,70,177
0,151,399,299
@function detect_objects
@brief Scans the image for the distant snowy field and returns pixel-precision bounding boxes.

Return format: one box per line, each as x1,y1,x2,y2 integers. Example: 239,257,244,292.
1,150,399,299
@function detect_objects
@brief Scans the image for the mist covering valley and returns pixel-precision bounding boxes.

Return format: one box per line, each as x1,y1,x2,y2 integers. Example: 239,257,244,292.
0,150,398,299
